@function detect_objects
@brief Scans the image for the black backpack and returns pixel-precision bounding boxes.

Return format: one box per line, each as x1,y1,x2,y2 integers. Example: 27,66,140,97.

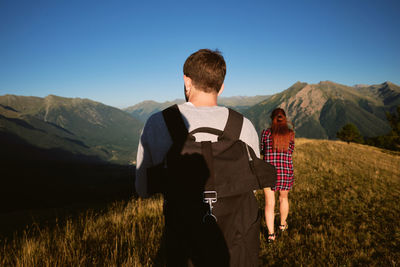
147,104,276,267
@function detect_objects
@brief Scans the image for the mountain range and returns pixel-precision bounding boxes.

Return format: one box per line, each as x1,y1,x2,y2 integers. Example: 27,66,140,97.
244,81,399,138
125,81,399,139
1,81,399,165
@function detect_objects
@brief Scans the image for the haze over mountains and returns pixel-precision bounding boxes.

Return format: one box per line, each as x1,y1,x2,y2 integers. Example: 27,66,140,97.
1,81,399,165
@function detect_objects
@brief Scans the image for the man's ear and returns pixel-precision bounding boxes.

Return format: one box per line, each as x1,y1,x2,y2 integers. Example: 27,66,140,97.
183,75,192,93
217,83,225,96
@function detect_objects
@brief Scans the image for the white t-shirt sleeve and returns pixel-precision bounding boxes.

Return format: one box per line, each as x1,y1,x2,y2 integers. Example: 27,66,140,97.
135,112,172,198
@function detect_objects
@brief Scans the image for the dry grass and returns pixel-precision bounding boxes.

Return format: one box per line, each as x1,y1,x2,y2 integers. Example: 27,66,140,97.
1,139,399,266
0,199,164,266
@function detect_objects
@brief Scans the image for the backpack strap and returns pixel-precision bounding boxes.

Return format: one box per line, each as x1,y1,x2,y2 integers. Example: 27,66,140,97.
190,127,223,137
162,104,188,145
162,105,244,143
201,140,215,184
219,108,244,141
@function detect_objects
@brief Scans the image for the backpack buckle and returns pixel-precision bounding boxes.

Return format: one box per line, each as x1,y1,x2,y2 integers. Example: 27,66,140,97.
203,191,217,222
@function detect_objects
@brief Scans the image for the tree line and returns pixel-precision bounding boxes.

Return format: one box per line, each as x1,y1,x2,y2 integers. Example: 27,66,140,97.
336,106,400,151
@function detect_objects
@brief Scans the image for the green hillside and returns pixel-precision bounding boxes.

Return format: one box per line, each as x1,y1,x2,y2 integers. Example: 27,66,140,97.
1,139,398,266
0,105,108,160
0,95,143,164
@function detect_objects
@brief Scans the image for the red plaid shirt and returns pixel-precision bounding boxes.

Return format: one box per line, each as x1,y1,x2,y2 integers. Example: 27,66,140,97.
260,128,295,191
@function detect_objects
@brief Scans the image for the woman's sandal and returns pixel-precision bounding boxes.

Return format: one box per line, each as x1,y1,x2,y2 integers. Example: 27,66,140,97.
266,233,276,243
279,223,288,232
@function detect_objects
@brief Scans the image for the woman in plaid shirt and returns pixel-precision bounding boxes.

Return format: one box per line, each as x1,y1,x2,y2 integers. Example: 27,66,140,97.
260,108,295,243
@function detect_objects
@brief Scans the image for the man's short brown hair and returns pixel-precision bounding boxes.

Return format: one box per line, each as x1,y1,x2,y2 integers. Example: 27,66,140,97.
183,49,226,93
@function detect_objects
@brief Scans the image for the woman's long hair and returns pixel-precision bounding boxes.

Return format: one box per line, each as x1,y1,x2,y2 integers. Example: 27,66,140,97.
270,108,294,152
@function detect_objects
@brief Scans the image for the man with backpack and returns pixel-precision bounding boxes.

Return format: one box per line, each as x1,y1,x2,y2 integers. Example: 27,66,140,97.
135,49,275,266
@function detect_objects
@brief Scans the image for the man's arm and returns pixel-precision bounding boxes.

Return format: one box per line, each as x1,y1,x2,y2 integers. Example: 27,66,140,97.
240,117,261,158
135,112,172,198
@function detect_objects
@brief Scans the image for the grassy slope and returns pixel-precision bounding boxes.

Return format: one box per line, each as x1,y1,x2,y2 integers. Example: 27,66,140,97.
259,139,400,266
1,139,399,266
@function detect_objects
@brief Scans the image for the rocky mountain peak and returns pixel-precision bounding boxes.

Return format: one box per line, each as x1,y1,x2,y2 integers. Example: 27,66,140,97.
280,83,328,128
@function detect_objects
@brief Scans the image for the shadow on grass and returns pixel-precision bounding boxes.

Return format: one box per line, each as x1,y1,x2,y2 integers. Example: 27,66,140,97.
0,131,136,238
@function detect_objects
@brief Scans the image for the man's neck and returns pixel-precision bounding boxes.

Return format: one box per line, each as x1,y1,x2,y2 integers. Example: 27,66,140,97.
188,90,218,107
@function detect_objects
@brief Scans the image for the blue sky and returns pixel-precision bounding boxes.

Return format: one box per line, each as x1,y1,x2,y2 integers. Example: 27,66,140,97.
1,0,399,108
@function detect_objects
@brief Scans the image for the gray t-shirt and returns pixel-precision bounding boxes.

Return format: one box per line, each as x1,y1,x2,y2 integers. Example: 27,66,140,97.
135,102,260,197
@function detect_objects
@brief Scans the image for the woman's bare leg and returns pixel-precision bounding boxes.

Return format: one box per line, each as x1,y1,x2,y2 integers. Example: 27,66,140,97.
264,187,276,238
279,190,289,227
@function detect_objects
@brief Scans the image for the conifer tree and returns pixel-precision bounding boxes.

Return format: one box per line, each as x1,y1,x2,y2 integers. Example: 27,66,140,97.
337,123,364,144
